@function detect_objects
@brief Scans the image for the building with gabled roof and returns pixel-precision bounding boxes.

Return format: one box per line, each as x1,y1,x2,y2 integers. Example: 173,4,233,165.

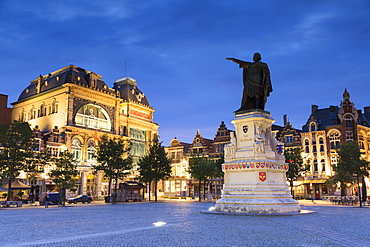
300,89,370,200
11,65,158,198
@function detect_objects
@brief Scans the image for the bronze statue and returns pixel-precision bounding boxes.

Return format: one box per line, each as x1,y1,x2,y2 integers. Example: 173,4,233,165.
226,53,272,112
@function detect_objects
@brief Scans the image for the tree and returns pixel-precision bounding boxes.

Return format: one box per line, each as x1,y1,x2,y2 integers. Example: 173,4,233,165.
92,135,133,204
329,141,370,204
285,148,310,199
49,150,78,206
137,137,171,202
188,156,218,201
0,121,36,201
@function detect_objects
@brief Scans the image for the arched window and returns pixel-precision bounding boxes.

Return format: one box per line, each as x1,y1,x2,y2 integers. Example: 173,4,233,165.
87,140,96,161
72,138,82,161
30,106,36,119
75,104,111,131
310,123,316,132
319,137,324,152
329,131,340,149
40,103,46,117
304,139,309,153
344,115,354,128
51,99,58,114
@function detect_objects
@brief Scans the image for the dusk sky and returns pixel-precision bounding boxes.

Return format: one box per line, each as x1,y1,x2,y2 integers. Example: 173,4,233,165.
1,1,370,146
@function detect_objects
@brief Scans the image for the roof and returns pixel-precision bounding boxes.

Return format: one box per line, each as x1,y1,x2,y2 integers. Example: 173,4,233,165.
119,181,145,189
18,65,110,101
302,106,340,132
2,180,31,189
113,77,150,107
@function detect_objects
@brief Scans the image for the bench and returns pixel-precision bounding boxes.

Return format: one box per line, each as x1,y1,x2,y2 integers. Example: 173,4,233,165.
0,201,23,207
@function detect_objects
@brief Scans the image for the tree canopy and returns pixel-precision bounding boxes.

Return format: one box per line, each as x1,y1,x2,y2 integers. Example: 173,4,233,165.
328,141,370,197
188,155,221,201
92,134,133,203
285,148,310,198
137,137,171,202
0,121,38,200
49,150,78,206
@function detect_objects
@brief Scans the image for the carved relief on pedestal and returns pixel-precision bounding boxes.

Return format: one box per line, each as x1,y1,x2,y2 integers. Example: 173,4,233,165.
254,124,266,154
224,132,237,159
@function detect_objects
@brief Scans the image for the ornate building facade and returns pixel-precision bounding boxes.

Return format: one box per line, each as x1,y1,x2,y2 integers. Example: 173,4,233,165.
300,89,370,199
11,65,158,198
164,122,233,198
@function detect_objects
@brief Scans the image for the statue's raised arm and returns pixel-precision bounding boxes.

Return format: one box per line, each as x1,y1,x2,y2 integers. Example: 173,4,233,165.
227,53,272,112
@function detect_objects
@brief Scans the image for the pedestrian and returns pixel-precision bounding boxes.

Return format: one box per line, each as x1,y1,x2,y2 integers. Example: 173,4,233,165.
45,195,49,208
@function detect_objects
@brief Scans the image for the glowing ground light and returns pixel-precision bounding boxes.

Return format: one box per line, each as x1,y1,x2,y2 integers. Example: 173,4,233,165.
153,221,167,227
208,207,216,211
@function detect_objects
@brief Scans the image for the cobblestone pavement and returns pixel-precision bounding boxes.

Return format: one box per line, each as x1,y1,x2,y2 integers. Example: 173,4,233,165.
0,200,370,247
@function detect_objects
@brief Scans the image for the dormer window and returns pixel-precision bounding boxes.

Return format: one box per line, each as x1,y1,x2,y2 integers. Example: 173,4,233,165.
310,123,316,132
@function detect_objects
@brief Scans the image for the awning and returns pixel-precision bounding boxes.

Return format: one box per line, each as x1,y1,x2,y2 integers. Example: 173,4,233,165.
2,180,31,189
303,179,327,184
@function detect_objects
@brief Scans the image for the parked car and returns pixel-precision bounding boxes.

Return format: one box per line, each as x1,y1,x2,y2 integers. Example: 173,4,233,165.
67,195,92,204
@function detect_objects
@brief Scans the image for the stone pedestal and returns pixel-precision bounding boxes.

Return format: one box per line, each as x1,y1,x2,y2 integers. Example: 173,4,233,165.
215,110,300,214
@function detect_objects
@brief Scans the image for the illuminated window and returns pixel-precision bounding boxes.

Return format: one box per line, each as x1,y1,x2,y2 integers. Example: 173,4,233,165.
72,138,82,161
30,106,36,119
359,134,365,149
329,132,340,149
130,128,146,156
40,103,46,117
75,104,111,131
87,140,96,161
51,99,58,114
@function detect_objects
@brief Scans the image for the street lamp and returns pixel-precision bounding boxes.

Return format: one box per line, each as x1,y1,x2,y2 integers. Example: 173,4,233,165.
359,182,363,208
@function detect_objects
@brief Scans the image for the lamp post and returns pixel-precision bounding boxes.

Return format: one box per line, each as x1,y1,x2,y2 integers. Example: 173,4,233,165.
359,182,363,208
310,183,314,203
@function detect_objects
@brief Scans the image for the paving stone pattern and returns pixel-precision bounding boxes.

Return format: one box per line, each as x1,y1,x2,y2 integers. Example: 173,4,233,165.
0,201,369,246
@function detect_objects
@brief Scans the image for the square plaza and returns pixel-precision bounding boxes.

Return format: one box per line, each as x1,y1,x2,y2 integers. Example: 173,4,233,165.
0,201,369,247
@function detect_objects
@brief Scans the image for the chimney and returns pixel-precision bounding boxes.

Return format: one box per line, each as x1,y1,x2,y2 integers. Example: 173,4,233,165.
283,114,287,126
364,106,370,114
311,105,318,115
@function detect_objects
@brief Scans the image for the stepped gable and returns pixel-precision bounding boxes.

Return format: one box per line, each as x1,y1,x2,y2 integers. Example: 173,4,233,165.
18,65,109,101
113,77,150,107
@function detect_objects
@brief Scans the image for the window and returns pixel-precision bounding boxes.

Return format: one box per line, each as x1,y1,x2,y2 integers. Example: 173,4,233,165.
345,115,354,128
31,106,36,119
321,159,325,172
87,140,96,161
285,135,293,143
359,134,365,149
319,138,324,152
40,103,46,117
32,139,41,151
310,123,316,131
48,147,61,157
75,104,111,131
329,132,340,149
313,160,318,173
72,138,82,161
130,128,146,156
51,99,58,114
304,139,309,153
346,131,353,142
